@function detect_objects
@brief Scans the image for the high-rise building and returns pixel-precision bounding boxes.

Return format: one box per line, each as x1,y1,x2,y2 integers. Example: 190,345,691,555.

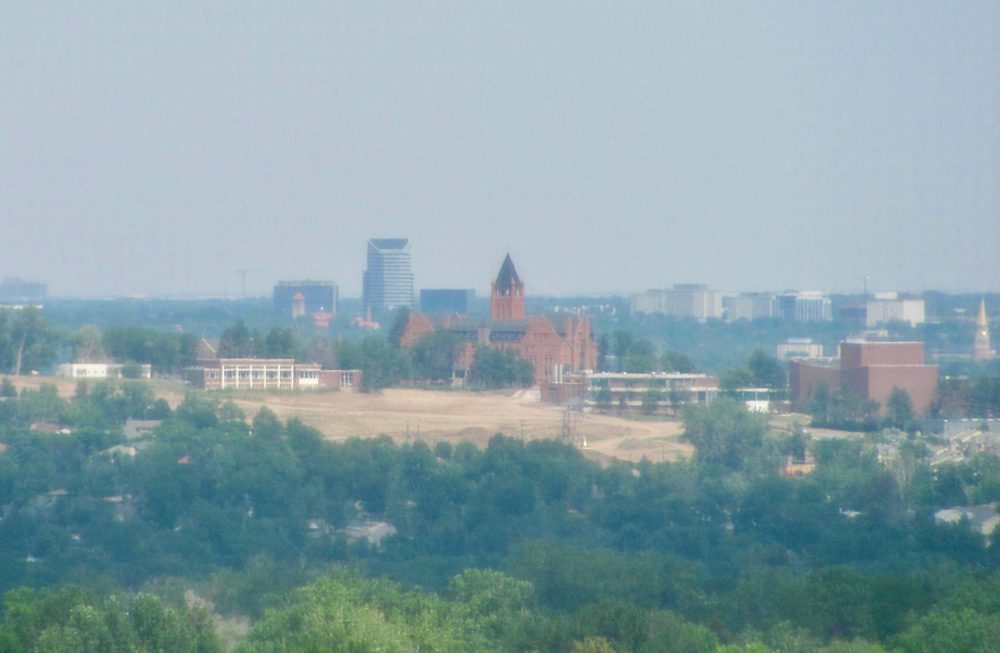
363,238,414,314
974,297,995,362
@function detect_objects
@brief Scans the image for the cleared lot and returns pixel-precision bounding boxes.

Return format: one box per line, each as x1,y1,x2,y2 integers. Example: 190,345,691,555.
7,375,691,463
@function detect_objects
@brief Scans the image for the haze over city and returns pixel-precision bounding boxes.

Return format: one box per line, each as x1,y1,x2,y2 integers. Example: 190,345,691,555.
3,3,998,297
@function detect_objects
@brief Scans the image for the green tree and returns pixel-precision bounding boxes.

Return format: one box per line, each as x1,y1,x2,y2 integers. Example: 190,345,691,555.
410,330,461,382
886,387,915,429
748,349,786,389
661,351,696,373
683,397,766,469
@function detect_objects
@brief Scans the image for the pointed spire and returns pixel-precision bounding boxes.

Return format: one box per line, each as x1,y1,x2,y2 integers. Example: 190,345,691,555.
495,253,522,290
978,296,989,328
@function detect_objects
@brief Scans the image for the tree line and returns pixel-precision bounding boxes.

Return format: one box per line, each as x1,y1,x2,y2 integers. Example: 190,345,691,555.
3,382,1000,650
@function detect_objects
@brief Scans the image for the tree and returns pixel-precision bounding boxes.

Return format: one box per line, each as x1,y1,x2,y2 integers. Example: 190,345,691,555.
885,387,915,429
2,307,57,375
641,389,664,415
468,348,534,389
683,398,766,470
409,330,461,382
662,351,696,373
218,320,257,358
389,307,411,348
748,349,786,389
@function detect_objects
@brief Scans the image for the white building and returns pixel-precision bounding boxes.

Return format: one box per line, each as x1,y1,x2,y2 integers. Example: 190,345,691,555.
630,284,724,321
57,363,152,379
866,292,925,327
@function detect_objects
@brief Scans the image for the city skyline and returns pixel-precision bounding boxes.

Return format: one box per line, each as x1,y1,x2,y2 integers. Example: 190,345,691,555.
3,4,999,298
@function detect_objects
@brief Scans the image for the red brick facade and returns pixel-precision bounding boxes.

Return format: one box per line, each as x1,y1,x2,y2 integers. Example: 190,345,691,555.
400,256,597,385
789,341,938,415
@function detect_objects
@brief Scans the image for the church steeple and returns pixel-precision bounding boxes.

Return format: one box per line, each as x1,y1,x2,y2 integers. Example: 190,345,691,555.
974,296,994,362
490,253,525,320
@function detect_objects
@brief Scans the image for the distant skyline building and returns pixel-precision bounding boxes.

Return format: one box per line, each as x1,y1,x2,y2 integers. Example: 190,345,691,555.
778,291,832,322
866,292,925,327
630,284,724,321
363,238,414,314
974,297,995,361
725,292,776,321
420,288,474,314
0,278,47,304
273,281,338,319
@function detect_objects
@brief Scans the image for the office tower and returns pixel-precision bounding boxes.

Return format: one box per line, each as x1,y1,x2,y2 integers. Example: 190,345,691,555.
363,238,414,313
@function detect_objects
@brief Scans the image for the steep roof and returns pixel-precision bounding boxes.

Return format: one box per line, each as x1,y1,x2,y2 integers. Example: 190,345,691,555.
495,253,522,289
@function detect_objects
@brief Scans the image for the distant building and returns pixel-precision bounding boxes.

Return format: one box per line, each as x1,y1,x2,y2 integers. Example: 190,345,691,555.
420,289,474,314
630,284,724,321
185,358,361,391
778,291,832,322
866,292,925,327
57,363,152,379
273,281,338,319
974,297,995,361
777,338,824,360
0,278,46,304
725,293,776,321
401,254,597,385
363,238,414,314
789,340,938,415
548,371,720,409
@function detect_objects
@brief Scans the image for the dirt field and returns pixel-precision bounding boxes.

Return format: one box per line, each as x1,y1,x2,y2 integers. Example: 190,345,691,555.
6,375,691,463
226,388,691,463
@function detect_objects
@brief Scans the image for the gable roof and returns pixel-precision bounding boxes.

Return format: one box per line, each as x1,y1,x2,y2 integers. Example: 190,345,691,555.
495,253,522,289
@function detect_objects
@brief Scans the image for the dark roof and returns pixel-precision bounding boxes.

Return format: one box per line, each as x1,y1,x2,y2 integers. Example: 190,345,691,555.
495,253,522,289
370,238,409,250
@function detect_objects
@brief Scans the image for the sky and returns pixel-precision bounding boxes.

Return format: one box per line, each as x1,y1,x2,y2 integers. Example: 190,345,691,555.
2,2,998,299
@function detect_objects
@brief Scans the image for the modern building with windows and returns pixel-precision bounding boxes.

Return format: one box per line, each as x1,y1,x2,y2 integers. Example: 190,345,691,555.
777,291,832,322
363,238,414,314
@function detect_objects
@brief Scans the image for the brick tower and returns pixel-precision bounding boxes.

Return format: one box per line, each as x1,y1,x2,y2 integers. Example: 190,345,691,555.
974,296,994,361
490,253,525,321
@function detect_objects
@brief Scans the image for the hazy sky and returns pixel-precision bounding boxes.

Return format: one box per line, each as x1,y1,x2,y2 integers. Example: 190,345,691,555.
3,3,998,298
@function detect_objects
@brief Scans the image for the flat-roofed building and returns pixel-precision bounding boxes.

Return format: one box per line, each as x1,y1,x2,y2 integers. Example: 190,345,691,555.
363,238,414,314
420,289,474,314
866,292,925,327
790,340,938,415
630,284,724,321
725,293,776,321
778,291,832,322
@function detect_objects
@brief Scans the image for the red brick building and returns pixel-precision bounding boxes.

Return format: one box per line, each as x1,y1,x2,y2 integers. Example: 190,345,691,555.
401,255,597,384
789,340,938,415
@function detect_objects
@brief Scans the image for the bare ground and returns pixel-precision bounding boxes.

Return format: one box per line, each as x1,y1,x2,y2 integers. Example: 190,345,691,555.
6,375,691,463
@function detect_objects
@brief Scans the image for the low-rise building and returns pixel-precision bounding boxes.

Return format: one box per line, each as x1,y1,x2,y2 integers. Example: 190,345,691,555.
57,363,152,379
777,338,825,360
789,340,938,415
185,358,361,391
